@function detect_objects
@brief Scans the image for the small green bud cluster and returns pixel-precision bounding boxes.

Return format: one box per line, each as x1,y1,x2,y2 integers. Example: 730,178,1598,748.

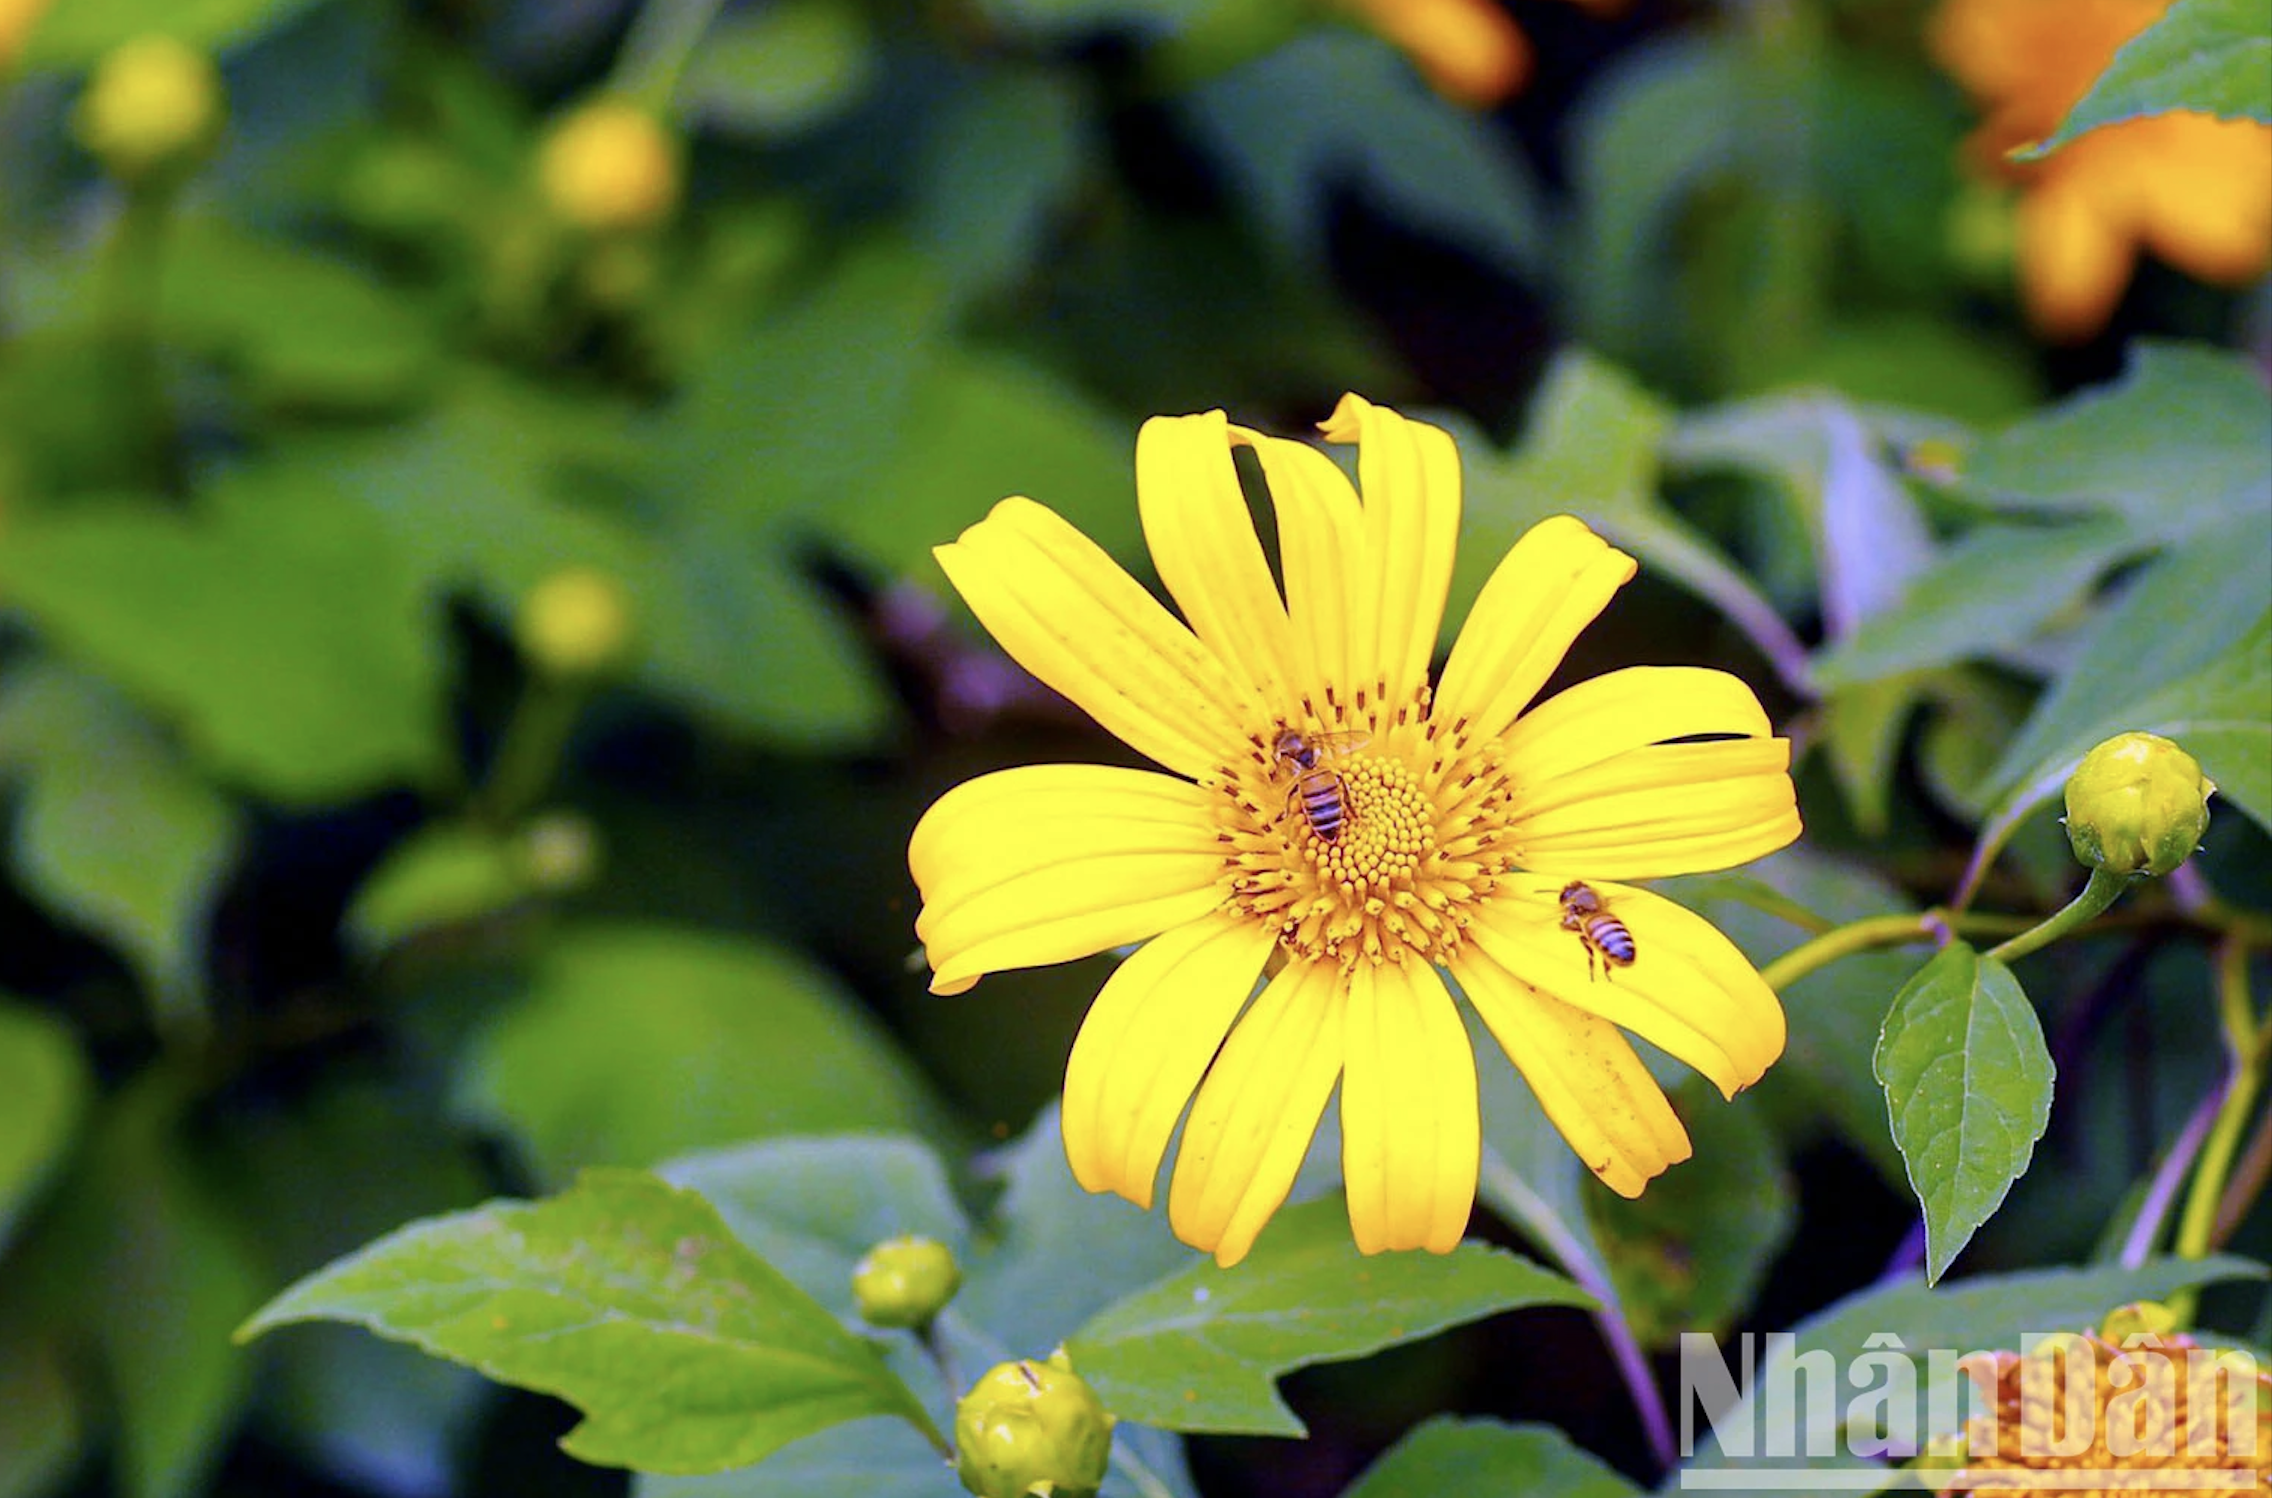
953,1351,1115,1498
2063,731,2215,878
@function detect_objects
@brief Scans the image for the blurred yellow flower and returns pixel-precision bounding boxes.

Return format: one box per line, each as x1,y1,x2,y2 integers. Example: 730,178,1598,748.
74,34,223,182
1343,0,1626,107
1932,0,2272,340
537,99,681,234
909,396,1797,1267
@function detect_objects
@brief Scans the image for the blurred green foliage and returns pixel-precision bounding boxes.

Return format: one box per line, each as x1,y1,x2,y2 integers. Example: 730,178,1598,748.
1,0,2268,1495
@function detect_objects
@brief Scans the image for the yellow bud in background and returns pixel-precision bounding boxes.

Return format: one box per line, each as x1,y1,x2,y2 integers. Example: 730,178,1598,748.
537,100,681,233
518,567,634,678
954,1351,1115,1498
517,810,600,893
2063,731,2215,878
851,1235,961,1330
74,35,223,182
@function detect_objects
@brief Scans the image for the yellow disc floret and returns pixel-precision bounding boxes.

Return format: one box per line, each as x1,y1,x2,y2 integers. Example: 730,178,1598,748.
1217,686,1519,970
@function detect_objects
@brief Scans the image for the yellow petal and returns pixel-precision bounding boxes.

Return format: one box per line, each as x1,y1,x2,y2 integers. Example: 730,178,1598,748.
1434,516,1637,742
2017,169,2134,344
1504,665,1774,790
1319,395,1461,713
911,765,1226,995
1452,948,1692,1198
935,497,1261,778
1341,960,1478,1254
1466,884,1785,1098
1230,427,1366,712
1512,738,1802,880
1168,959,1345,1267
1061,911,1276,1210
1136,412,1300,706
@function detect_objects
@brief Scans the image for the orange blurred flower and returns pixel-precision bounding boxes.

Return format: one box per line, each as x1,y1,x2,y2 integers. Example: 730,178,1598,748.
1932,0,2272,340
1344,0,1626,107
0,0,49,73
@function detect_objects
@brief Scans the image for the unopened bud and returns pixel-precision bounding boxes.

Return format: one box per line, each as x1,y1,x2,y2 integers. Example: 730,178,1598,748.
537,99,681,233
2099,1301,2179,1344
2063,731,2214,878
851,1235,961,1330
954,1351,1114,1498
518,567,633,678
74,35,223,182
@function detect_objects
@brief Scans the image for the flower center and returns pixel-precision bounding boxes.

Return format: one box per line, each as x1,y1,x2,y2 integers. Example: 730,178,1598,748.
1212,691,1520,969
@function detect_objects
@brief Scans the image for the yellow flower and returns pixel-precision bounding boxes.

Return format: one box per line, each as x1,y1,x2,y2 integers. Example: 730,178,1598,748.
1341,0,1628,107
908,396,1798,1267
1931,0,2272,340
73,34,224,183
0,0,54,73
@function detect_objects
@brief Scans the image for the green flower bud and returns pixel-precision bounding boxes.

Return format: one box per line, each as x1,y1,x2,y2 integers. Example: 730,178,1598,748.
954,1352,1115,1498
74,35,223,183
850,1235,960,1330
2063,731,2215,878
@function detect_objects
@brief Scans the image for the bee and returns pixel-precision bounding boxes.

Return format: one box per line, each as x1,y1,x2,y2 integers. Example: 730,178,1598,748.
1271,728,1369,843
1556,881,1636,979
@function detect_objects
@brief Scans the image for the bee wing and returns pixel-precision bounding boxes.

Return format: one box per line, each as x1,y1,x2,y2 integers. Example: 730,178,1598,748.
1306,730,1372,759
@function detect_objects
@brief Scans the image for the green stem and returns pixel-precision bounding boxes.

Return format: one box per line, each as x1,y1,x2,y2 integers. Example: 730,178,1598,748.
2169,936,2261,1326
477,676,583,826
1986,867,2132,965
1756,910,2031,993
609,0,729,109
102,177,180,489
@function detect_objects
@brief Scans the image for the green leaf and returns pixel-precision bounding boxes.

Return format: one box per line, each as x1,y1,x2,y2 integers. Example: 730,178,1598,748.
1816,674,1924,835
2034,0,2272,154
0,664,240,1010
1687,1255,2268,1468
0,478,447,804
54,1072,265,1498
1344,1417,1639,1498
1182,31,1542,279
955,1103,1197,1357
238,1169,940,1474
911,70,1089,304
676,0,877,137
459,925,939,1185
158,219,441,410
23,0,321,67
1874,943,2054,1284
633,1421,956,1498
1066,1196,1588,1437
1952,342,2272,541
0,998,87,1256
1974,528,2272,848
1592,1078,1795,1348
1813,520,2138,689
659,1136,972,1322
0,1311,83,1498
346,823,530,956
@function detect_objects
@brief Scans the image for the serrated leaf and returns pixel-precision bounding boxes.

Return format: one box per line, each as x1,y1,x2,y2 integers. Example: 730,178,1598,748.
1066,1196,1588,1436
1874,944,2054,1283
459,925,939,1185
347,823,530,956
238,1169,939,1474
1345,1417,1639,1498
2035,0,2272,154
0,478,447,804
1953,342,2272,541
1813,520,2137,688
659,1136,972,1322
0,998,87,1256
1686,1255,2268,1469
